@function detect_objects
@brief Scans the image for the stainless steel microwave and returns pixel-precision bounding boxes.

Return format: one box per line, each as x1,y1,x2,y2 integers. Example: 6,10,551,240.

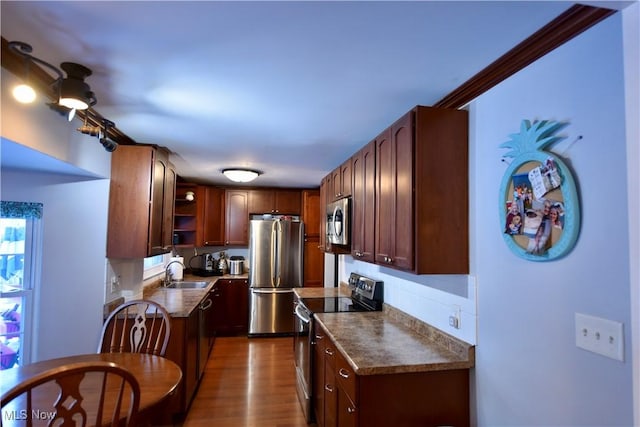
326,197,350,245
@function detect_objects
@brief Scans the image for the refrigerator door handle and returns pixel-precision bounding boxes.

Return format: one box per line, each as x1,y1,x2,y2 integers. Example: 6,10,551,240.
251,288,294,294
275,220,282,286
270,220,278,287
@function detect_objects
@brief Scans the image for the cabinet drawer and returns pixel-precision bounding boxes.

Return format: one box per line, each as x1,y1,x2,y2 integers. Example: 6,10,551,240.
335,350,356,402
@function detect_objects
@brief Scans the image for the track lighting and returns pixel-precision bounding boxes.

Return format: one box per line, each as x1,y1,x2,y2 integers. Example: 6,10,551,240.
8,41,96,111
47,102,76,122
77,116,118,152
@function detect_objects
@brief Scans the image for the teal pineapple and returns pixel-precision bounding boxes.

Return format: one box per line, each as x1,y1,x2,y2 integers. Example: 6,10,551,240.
499,120,580,261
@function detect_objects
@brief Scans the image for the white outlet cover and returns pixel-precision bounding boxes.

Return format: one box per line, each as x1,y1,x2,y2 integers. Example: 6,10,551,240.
575,312,624,361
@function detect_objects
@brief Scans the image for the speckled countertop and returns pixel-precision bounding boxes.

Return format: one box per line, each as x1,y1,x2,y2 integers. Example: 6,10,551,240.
293,283,352,299
315,306,475,376
142,273,248,317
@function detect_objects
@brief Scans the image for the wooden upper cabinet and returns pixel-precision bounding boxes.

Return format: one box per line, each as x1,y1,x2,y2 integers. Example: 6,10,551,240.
248,189,301,215
302,190,320,237
330,159,352,201
319,176,329,252
202,186,225,246
302,189,323,287
107,145,175,258
375,106,469,274
248,189,274,214
225,190,249,246
351,140,376,263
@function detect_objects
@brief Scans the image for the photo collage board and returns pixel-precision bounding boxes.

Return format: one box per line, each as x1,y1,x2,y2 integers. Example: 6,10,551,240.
504,157,566,255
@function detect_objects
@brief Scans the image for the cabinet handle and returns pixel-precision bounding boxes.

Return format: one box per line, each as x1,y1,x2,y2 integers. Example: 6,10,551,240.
347,406,356,414
315,334,324,340
325,348,334,356
325,384,334,393
338,368,351,379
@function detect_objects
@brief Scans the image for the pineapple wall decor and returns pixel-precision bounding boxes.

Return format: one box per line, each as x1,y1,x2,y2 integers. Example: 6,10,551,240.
499,120,580,261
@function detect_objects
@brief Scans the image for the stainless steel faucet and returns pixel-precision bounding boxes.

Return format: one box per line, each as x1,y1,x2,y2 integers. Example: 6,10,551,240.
163,260,185,286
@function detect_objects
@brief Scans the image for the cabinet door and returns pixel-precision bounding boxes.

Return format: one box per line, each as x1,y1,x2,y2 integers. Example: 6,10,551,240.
313,325,327,427
214,279,249,336
227,279,249,333
324,362,337,427
375,128,393,265
225,190,249,245
149,151,175,256
375,113,414,270
302,190,320,238
319,177,329,252
162,163,177,250
337,387,357,427
303,236,324,287
148,153,165,254
248,189,274,214
390,112,414,270
274,190,301,214
351,141,375,262
339,158,352,199
203,186,225,246
331,167,341,201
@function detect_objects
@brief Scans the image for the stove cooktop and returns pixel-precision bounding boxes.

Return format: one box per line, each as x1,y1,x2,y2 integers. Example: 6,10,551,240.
299,297,376,314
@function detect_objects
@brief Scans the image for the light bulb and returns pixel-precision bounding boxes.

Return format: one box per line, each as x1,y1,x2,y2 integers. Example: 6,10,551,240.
13,84,36,103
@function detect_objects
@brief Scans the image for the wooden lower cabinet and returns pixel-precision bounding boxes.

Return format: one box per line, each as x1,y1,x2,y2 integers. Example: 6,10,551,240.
314,322,470,427
161,304,200,422
212,279,249,336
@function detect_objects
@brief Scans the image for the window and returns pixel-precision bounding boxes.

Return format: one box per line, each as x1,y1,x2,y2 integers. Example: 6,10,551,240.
143,253,170,280
0,201,42,370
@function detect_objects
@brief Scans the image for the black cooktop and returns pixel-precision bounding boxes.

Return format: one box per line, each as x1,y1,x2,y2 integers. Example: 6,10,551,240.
299,297,379,313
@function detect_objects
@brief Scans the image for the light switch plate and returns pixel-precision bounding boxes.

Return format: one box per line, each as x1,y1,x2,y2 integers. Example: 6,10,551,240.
575,312,624,361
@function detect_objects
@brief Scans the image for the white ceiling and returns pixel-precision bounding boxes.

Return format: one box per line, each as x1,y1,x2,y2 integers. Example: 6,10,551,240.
1,1,578,188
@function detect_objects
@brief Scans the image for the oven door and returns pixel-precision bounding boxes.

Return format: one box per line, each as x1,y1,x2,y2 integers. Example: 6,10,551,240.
293,300,313,423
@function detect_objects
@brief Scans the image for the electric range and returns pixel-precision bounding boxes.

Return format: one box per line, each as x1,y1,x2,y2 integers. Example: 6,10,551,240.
293,273,384,423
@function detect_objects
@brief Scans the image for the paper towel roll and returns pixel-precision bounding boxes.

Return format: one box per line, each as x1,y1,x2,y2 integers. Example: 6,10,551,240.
169,256,184,281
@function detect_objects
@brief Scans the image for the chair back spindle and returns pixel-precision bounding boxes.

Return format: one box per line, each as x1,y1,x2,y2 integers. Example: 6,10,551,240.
98,300,171,357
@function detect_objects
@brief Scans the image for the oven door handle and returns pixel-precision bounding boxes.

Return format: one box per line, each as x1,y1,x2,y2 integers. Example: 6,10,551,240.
295,304,311,324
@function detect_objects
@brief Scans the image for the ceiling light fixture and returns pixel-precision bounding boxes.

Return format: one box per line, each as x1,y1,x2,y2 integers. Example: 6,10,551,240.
222,168,261,183
8,41,97,111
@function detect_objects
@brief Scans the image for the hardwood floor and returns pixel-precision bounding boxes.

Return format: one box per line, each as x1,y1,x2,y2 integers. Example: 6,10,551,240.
182,336,313,427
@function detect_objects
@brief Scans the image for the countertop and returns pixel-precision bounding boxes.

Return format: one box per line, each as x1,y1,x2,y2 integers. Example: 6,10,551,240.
315,306,475,376
293,283,352,299
142,273,248,317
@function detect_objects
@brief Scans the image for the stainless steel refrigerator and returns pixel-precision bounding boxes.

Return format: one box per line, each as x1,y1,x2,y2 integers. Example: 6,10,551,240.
248,219,304,335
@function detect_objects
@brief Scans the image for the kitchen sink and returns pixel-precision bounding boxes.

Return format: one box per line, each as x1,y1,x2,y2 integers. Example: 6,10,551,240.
165,281,210,289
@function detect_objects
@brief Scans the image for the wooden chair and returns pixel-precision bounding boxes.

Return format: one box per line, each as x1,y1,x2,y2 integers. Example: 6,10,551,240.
98,300,171,357
0,360,140,427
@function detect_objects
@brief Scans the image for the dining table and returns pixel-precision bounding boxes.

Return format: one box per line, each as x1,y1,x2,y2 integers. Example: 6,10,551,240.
0,352,183,426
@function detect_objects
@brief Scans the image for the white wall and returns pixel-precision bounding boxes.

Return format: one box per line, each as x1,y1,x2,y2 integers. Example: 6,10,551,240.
472,13,633,426
1,171,110,360
622,3,640,424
